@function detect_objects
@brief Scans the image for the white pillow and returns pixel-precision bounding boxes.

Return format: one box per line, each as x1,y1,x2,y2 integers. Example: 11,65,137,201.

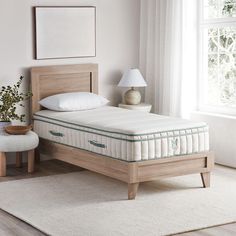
39,92,109,111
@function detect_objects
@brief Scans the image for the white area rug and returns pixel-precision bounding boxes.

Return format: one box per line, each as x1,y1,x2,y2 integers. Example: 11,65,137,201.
0,169,236,236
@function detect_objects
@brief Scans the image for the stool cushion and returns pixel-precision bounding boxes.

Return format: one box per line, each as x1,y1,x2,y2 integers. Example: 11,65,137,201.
0,131,39,152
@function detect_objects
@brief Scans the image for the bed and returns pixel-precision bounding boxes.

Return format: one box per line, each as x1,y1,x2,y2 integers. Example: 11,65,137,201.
31,64,214,200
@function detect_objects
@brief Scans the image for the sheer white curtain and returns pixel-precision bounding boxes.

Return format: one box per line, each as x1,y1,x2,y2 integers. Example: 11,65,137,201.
140,0,198,118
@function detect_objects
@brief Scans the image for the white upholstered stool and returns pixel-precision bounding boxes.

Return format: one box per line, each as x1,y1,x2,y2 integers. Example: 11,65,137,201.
0,131,39,177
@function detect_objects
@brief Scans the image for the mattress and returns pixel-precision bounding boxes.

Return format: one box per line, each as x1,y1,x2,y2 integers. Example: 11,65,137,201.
33,106,209,162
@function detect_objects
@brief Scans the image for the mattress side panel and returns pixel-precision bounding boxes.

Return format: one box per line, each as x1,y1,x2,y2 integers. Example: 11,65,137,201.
34,119,209,162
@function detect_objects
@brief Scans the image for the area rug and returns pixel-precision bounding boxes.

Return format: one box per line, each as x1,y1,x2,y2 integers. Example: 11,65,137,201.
0,169,235,236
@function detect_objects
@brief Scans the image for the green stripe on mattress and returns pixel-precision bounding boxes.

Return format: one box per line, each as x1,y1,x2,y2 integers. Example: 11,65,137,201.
34,118,208,142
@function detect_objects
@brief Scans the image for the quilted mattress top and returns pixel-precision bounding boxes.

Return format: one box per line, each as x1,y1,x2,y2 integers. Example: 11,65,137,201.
34,106,208,136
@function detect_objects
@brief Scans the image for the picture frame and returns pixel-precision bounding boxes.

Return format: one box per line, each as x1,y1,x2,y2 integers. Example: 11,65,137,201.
34,6,96,60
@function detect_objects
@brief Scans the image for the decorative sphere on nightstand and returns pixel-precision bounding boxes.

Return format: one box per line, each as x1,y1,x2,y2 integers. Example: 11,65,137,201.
124,88,141,105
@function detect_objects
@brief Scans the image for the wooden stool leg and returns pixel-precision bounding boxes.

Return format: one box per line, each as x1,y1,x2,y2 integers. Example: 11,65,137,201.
28,149,35,173
201,172,210,188
0,152,6,177
16,152,22,168
128,183,139,200
35,148,40,163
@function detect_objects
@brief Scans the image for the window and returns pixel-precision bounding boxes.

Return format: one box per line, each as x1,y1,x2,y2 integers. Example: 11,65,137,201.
199,0,236,115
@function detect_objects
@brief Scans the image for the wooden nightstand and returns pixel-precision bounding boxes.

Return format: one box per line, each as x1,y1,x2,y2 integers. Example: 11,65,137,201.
118,103,152,113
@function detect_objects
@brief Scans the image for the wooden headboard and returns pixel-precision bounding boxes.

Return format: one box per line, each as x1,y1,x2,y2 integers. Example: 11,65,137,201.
31,64,98,115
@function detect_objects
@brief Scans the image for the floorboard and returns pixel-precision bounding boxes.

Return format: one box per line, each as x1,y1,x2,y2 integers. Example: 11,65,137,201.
0,160,235,236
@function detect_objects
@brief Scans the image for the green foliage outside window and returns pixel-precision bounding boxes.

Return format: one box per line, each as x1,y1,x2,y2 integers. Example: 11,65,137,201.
206,0,236,106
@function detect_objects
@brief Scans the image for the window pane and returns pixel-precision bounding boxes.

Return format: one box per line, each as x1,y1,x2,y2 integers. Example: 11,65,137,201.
220,0,236,17
204,0,236,19
219,28,236,52
219,53,236,105
208,37,218,52
206,27,236,106
204,0,218,19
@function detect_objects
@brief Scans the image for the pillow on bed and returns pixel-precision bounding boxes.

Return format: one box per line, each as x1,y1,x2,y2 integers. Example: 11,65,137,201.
39,92,109,111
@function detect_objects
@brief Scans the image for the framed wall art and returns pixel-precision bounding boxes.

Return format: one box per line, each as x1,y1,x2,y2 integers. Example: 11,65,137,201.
34,6,96,59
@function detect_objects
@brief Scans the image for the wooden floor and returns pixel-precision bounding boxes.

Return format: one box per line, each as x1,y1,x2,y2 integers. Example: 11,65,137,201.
0,160,235,236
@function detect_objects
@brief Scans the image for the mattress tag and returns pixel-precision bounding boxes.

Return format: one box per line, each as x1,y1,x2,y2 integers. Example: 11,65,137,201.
171,138,178,151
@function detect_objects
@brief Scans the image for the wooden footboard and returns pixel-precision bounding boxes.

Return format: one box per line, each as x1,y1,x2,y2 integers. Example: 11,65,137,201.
38,139,214,200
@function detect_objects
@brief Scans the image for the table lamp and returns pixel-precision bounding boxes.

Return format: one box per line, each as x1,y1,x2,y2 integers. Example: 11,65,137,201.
118,69,147,105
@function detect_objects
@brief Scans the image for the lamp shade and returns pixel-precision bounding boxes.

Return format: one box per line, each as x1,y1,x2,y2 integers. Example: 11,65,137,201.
118,69,147,87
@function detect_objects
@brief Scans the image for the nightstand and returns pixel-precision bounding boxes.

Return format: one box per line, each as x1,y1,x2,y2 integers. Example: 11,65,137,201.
118,103,152,113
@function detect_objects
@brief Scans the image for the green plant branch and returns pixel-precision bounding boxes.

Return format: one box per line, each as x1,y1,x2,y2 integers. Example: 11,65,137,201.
0,76,32,122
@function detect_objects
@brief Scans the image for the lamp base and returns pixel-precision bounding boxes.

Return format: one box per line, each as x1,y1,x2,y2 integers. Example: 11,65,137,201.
124,88,141,105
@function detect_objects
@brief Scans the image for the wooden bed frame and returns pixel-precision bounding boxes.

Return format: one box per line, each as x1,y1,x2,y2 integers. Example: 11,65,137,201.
31,64,214,200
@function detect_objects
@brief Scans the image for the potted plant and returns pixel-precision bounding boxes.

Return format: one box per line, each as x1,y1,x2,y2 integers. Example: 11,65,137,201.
0,76,32,131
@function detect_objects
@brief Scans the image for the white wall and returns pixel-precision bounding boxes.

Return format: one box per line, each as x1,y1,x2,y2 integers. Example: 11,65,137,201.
0,0,140,163
0,0,140,117
191,112,236,168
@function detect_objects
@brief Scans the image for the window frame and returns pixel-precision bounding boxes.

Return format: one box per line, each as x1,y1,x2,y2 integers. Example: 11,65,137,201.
197,0,236,116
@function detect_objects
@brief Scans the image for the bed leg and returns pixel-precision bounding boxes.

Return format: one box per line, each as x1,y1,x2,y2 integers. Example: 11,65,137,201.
128,183,139,200
201,172,210,188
